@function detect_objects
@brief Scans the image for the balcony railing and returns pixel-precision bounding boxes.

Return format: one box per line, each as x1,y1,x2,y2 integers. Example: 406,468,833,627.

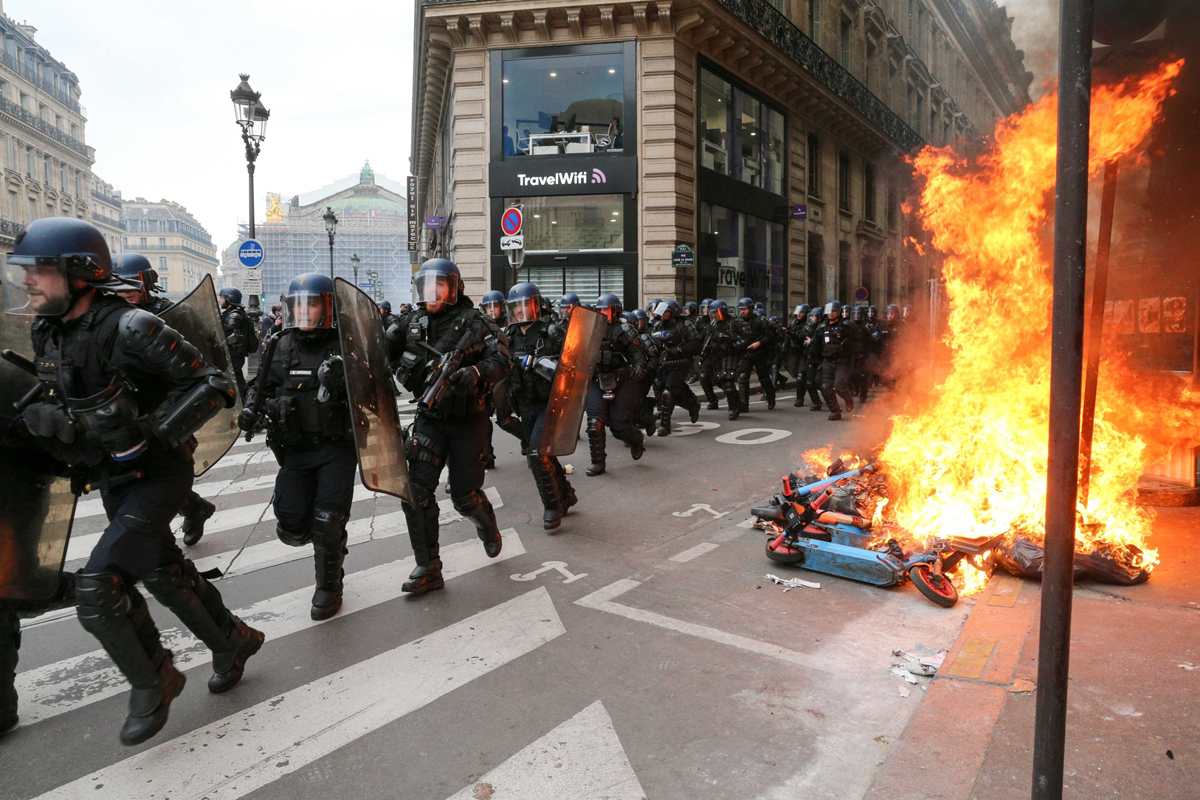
0,49,83,114
0,218,25,239
91,188,121,207
125,242,219,262
0,96,89,157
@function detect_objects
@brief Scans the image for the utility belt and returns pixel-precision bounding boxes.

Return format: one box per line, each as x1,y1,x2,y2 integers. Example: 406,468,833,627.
266,394,349,445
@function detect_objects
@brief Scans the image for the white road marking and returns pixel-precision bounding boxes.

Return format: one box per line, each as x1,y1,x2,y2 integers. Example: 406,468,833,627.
443,701,645,800
668,421,720,436
672,503,730,519
668,542,720,563
36,588,563,800
575,579,840,676
510,560,588,584
74,474,279,520
714,428,793,445
17,531,526,728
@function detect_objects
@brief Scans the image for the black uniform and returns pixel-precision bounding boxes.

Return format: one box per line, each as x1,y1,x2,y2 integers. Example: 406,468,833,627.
700,317,747,419
584,318,648,474
783,315,811,405
737,312,779,409
633,321,661,437
802,315,825,409
25,293,262,744
503,318,578,529
696,314,722,408
390,297,511,588
651,315,702,435
221,301,255,400
246,328,357,620
810,316,858,416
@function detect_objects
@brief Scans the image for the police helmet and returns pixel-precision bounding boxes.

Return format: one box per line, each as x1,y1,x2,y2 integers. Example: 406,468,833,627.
112,253,160,293
4,218,126,316
794,304,810,317
558,292,581,309
851,305,865,320
219,287,243,306
596,293,623,321
683,301,698,317
655,299,682,321
867,305,878,316
481,289,506,321
507,282,542,324
736,297,755,311
709,298,729,322
283,273,335,331
413,258,461,310
379,300,392,313
624,310,637,324
700,298,713,314
825,300,843,317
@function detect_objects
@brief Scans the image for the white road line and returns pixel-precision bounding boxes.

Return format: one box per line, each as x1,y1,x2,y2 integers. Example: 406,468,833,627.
17,530,526,727
575,579,841,676
668,542,720,563
444,701,645,800
74,474,279,521
35,587,564,800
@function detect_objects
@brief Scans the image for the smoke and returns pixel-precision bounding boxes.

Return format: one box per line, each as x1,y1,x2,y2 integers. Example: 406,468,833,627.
1001,0,1061,99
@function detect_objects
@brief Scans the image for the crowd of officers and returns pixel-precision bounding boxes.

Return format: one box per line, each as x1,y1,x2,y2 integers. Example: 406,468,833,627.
0,218,907,748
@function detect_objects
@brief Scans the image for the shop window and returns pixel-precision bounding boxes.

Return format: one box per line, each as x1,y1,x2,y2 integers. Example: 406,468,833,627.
506,194,623,252
502,50,624,157
838,151,850,212
517,265,623,302
698,67,786,196
699,201,787,318
807,132,820,196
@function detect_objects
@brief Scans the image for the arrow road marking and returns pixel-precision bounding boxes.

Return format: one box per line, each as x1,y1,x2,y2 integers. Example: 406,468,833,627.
511,560,588,584
444,701,645,800
35,587,565,800
672,503,730,519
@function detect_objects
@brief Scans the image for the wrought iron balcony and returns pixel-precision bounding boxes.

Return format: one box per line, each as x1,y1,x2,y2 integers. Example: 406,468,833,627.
0,96,89,157
0,49,83,114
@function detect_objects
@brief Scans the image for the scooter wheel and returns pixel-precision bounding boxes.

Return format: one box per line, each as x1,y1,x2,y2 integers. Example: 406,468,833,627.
766,535,806,564
909,564,959,608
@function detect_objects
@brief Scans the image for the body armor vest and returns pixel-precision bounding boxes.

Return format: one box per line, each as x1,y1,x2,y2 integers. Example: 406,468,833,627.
269,332,350,447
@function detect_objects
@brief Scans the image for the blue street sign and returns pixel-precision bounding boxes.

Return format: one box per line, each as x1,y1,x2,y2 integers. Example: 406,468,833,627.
238,239,265,268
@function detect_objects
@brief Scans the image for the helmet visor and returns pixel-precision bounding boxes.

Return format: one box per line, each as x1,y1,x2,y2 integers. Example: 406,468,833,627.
413,270,458,308
283,290,334,330
3,257,72,316
711,306,726,322
481,299,505,320
507,296,540,324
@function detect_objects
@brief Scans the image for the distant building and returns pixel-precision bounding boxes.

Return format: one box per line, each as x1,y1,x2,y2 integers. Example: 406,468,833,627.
0,6,94,249
89,174,122,256
121,198,219,300
227,161,412,306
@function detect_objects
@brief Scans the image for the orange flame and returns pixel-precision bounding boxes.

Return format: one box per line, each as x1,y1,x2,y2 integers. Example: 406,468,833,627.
881,59,1197,585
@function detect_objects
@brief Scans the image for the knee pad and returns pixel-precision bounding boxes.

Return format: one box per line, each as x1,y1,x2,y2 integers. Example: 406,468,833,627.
312,509,349,549
276,522,312,547
451,489,487,516
141,561,197,598
660,389,672,407
75,572,131,634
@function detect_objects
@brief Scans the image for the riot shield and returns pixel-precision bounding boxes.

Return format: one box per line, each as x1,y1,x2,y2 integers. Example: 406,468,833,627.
539,307,606,458
162,275,243,476
334,278,412,503
0,310,76,602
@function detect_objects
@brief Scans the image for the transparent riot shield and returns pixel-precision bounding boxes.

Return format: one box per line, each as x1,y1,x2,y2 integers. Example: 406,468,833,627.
539,307,606,458
0,310,76,602
334,278,412,503
162,275,243,476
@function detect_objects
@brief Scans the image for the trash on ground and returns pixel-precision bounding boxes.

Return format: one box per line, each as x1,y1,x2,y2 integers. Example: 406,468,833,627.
889,666,919,685
766,573,821,590
1007,678,1037,693
1178,662,1200,671
564,464,573,474
898,685,911,698
892,649,946,677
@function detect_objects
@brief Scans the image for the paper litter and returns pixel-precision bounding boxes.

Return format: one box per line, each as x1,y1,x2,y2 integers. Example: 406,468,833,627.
766,574,821,591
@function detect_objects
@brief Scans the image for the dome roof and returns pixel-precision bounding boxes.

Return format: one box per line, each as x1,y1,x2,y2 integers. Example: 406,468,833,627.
323,194,406,217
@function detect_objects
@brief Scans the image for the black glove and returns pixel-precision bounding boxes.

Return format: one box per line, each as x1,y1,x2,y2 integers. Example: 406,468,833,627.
317,355,346,403
449,366,479,394
23,402,76,443
238,408,258,432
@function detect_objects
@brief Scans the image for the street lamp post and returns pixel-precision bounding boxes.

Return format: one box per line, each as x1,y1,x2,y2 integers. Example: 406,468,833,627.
323,207,338,279
231,74,269,318
350,253,360,287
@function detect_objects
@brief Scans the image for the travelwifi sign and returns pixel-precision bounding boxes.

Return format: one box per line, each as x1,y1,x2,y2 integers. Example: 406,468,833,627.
492,156,633,196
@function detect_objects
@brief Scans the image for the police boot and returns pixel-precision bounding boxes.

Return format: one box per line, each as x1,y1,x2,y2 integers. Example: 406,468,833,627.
142,561,264,695
586,418,606,476
685,396,701,424
402,489,445,594
180,492,216,547
656,390,673,437
454,489,503,558
76,574,186,746
641,397,657,437
484,445,497,470
311,509,349,621
1,604,20,735
726,385,742,421
629,428,646,461
738,376,751,412
528,454,565,530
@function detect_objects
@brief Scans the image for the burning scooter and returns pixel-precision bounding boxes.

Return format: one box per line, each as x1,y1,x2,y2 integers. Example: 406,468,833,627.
753,461,1000,607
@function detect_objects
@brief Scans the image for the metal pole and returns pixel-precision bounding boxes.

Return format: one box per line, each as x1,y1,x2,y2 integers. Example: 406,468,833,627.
328,236,335,280
247,161,256,239
1033,0,1094,797
1078,159,1119,508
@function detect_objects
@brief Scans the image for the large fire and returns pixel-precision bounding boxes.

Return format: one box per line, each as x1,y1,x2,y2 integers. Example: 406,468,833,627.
872,59,1200,593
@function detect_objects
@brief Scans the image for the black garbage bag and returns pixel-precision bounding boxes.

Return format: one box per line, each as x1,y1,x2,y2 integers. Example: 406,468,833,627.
994,536,1150,585
828,483,860,515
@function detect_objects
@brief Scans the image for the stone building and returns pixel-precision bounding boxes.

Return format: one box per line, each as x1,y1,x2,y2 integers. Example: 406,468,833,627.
226,161,413,306
89,174,123,257
121,198,219,301
0,4,93,250
410,0,1030,313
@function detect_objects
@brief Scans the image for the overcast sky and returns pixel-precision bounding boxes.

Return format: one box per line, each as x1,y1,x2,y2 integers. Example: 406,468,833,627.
7,0,415,250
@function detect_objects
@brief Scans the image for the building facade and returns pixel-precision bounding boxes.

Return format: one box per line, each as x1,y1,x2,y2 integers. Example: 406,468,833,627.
410,0,1030,312
0,7,93,249
121,198,220,301
227,161,413,306
89,174,123,256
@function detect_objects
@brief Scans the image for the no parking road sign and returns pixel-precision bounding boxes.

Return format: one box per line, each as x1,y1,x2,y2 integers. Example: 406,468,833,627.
501,206,523,237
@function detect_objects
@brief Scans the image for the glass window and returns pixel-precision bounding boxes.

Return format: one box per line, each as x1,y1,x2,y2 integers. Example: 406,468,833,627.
700,201,787,318
840,16,852,67
865,164,876,221
698,68,786,196
807,132,820,196
810,0,822,44
517,265,624,304
838,151,851,211
503,51,624,157
506,194,623,252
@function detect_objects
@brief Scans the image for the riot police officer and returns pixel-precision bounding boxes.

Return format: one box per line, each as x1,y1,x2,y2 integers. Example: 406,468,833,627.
698,299,746,419
379,300,400,332
810,301,857,420
389,259,511,594
7,218,263,745
502,283,578,529
239,273,357,621
651,300,701,435
218,287,256,401
112,253,217,547
783,305,811,407
631,308,660,437
481,290,507,327
585,293,647,475
557,293,581,325
802,305,825,410
735,297,778,410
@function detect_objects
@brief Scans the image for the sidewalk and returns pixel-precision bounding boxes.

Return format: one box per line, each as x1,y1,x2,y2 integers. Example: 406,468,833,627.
866,506,1200,799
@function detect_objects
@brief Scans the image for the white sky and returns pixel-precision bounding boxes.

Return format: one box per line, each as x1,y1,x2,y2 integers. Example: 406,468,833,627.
7,0,415,250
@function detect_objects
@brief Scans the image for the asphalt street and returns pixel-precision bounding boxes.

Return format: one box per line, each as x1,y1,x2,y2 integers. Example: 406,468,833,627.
2,389,978,800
